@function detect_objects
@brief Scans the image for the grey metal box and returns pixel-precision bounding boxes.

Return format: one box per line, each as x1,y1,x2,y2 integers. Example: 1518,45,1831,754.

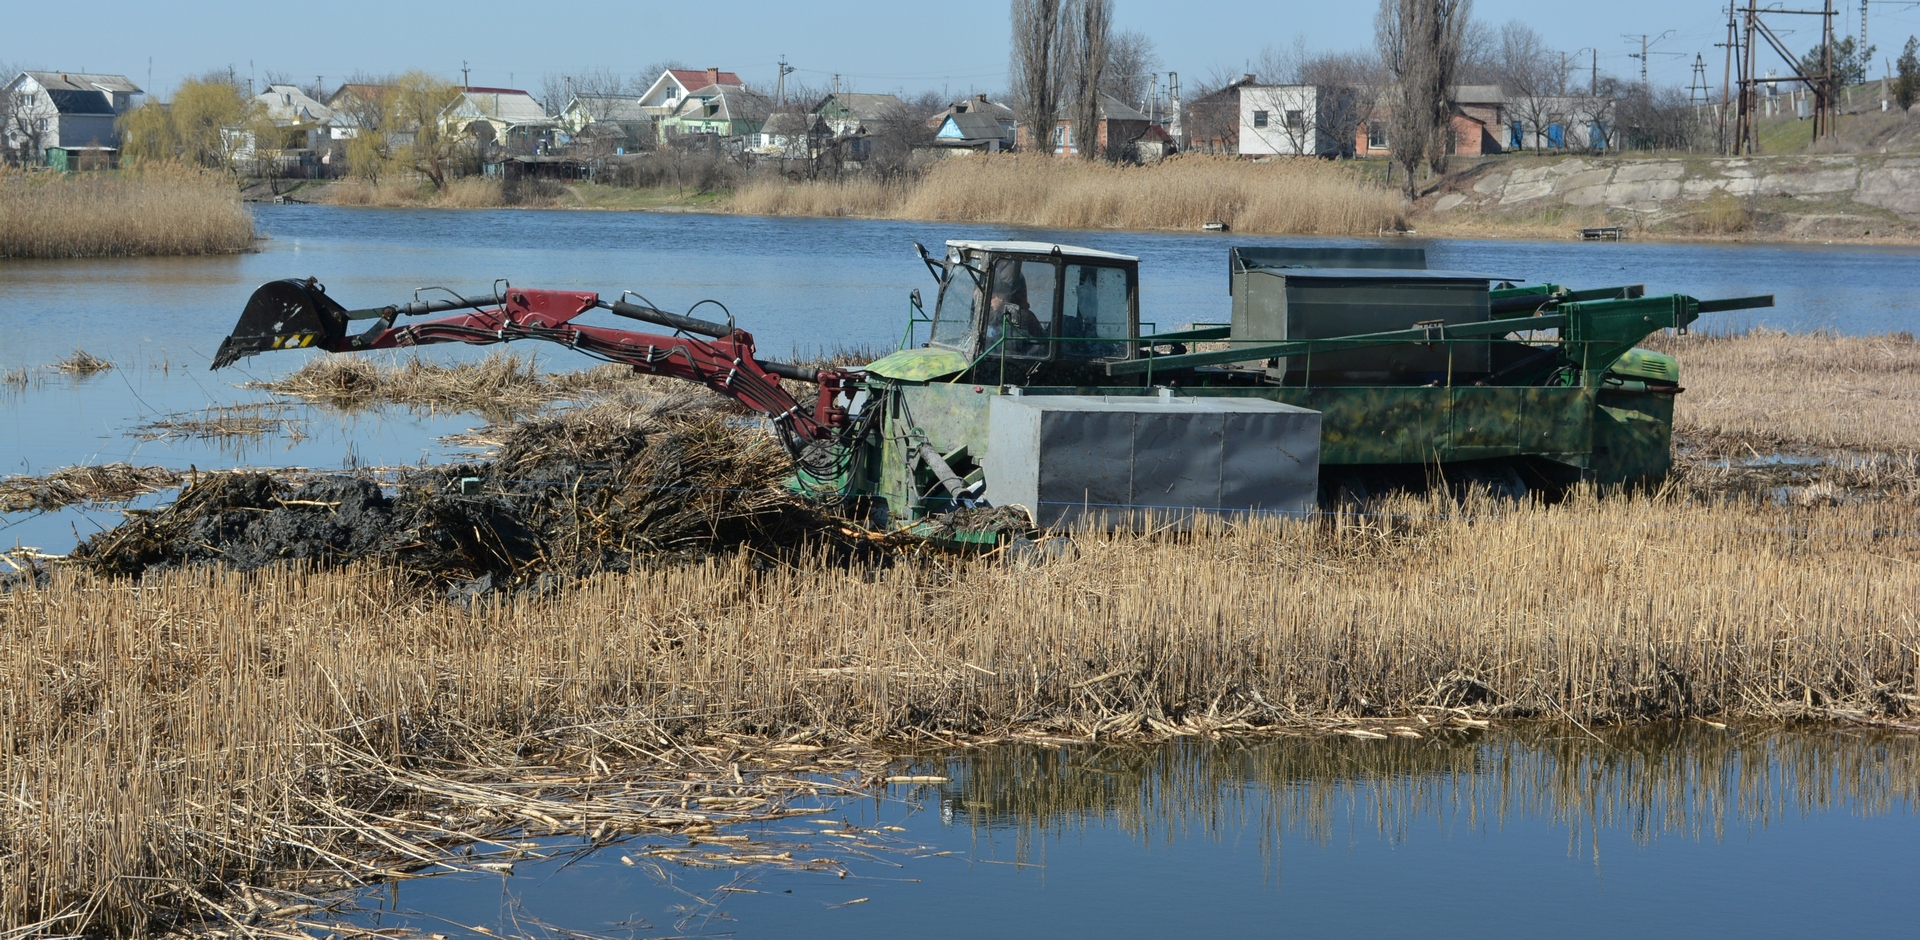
1230,270,1493,382
1229,246,1429,277
983,395,1321,529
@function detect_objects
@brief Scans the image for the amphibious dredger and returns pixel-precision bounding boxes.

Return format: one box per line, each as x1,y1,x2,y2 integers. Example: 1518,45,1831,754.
214,243,1772,542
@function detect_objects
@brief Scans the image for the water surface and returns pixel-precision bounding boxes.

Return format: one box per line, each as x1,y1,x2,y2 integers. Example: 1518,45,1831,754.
348,726,1920,938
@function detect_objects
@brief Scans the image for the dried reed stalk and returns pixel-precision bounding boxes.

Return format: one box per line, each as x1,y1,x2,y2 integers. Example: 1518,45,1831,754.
48,350,113,375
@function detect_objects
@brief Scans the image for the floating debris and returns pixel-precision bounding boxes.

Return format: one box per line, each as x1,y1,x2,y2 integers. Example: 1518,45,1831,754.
0,463,183,513
130,403,304,442
49,349,114,375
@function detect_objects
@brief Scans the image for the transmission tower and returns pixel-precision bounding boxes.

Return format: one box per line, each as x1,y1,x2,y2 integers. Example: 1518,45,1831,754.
1729,0,1839,153
1689,54,1713,106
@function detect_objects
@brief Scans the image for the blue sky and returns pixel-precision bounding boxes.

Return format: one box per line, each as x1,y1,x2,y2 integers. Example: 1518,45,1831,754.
7,1,1915,99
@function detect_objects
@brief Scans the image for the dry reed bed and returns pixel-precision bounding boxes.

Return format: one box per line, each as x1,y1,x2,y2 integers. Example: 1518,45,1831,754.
728,155,1408,235
0,167,255,259
3,490,1917,933
1652,329,1920,455
252,351,723,416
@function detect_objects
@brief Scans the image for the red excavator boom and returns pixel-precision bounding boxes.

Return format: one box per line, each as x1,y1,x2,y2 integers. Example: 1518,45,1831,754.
212,278,848,445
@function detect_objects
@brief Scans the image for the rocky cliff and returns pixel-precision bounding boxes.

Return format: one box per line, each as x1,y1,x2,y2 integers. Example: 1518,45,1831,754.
1427,154,1920,240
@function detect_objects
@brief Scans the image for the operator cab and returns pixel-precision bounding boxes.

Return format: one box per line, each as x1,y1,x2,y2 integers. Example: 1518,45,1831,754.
920,240,1139,367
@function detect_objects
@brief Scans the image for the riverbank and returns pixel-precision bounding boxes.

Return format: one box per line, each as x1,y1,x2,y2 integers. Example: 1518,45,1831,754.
261,149,1920,246
1416,151,1920,244
0,167,256,259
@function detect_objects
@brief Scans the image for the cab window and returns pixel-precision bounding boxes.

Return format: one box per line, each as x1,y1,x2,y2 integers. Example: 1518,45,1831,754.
1060,263,1131,359
982,258,1058,359
928,270,979,352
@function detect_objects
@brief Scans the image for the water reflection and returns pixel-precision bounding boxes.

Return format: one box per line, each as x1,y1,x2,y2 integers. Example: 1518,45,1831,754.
356,726,1920,939
936,726,1920,860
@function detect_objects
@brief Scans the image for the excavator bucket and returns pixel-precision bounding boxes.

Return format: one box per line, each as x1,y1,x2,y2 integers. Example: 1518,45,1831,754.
211,279,353,369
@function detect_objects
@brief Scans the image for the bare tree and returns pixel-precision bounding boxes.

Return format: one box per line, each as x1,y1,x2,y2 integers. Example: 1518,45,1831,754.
1103,29,1159,107
1300,52,1379,158
1494,20,1558,150
1376,0,1472,194
1010,0,1073,152
1067,0,1111,160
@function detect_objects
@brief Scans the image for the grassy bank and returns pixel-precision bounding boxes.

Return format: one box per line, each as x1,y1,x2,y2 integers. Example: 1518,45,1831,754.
0,167,255,259
729,155,1408,235
4,489,1918,932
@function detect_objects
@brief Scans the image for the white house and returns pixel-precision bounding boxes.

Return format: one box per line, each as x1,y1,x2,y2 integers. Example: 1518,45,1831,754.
1239,84,1347,157
636,68,745,119
3,71,144,162
442,87,554,148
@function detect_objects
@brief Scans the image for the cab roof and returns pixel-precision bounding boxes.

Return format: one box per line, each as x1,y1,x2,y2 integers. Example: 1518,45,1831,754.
945,239,1139,263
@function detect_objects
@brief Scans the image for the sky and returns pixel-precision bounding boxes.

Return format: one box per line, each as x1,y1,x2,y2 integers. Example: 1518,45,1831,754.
7,0,1918,100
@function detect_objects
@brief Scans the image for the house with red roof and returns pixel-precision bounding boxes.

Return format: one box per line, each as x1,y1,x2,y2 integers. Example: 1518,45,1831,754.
637,67,746,120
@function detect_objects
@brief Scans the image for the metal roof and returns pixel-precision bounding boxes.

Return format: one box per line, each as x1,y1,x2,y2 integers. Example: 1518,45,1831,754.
45,89,114,115
23,71,141,94
1249,268,1515,282
452,88,553,126
566,94,649,123
946,240,1138,263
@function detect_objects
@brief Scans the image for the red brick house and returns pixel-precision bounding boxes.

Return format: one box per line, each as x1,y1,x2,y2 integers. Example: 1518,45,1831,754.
1016,95,1151,156
1355,84,1506,159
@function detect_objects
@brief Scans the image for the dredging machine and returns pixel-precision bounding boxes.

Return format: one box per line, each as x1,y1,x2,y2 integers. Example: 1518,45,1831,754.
213,242,1772,541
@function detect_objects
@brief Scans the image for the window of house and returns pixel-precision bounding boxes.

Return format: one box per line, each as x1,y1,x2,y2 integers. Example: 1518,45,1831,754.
1367,120,1388,149
1253,110,1269,128
1286,110,1305,131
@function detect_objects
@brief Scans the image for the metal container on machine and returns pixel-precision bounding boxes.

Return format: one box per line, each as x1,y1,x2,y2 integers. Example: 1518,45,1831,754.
1229,247,1494,382
983,394,1321,528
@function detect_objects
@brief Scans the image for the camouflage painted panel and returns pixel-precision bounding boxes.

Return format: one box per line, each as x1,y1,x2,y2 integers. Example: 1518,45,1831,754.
1591,390,1675,487
864,348,970,381
1449,387,1593,460
1285,387,1448,465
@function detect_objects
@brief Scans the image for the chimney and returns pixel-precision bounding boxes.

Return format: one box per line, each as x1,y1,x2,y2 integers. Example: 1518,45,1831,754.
1243,74,1256,85
706,67,720,87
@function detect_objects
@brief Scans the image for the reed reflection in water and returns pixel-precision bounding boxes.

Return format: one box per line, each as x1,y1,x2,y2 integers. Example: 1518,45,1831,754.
930,725,1920,867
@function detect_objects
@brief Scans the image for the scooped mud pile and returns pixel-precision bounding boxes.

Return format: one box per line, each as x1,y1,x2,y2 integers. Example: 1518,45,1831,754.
73,400,867,585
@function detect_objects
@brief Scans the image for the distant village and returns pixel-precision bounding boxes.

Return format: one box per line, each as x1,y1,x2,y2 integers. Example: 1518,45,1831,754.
0,61,1644,181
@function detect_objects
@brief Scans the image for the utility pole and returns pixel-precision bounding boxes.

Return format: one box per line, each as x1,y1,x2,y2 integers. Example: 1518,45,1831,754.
461,61,471,89
1625,30,1681,89
1690,54,1712,106
774,57,795,107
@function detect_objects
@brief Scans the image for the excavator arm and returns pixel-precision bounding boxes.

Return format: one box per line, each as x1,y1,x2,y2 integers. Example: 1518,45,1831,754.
213,278,849,445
